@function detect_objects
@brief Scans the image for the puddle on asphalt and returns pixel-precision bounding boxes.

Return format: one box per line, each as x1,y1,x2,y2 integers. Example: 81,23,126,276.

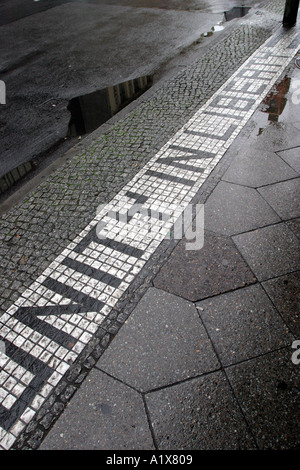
67,75,153,137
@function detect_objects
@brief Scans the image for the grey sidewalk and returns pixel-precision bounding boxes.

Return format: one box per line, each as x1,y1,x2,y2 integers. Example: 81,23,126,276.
40,32,300,450
0,0,299,452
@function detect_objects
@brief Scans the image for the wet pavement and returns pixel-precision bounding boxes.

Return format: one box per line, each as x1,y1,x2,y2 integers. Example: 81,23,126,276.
1,0,246,190
0,0,264,197
0,0,299,452
0,7,219,189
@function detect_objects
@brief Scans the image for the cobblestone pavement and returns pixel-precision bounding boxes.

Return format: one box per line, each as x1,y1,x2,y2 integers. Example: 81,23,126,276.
0,0,299,450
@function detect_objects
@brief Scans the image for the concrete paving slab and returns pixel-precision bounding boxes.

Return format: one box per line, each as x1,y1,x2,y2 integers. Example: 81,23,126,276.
226,348,300,449
258,178,300,220
285,217,300,239
97,288,219,392
293,121,300,131
271,123,300,152
203,181,280,236
262,271,300,337
196,284,292,367
238,120,300,155
153,231,256,301
40,368,154,450
233,223,300,281
222,150,298,188
277,147,300,175
145,370,256,450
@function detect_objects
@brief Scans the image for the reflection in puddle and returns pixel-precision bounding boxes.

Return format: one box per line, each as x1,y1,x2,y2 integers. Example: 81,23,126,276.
262,77,291,123
213,24,225,31
224,6,251,21
67,75,153,137
258,76,291,135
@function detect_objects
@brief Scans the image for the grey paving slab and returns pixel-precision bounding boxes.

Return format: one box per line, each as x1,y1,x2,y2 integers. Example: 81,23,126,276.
97,288,219,392
258,178,300,220
40,368,154,450
277,147,300,174
145,371,256,450
262,271,300,337
285,217,300,239
226,348,300,450
196,284,292,367
222,150,298,188
251,120,300,153
204,181,280,236
153,231,256,302
275,124,300,152
233,223,300,281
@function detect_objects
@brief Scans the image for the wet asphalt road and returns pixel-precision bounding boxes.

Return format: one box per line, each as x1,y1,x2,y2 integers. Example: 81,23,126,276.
0,0,260,26
0,0,260,184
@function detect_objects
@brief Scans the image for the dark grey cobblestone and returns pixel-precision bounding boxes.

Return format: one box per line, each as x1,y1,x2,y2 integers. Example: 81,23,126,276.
27,429,44,449
40,412,57,431
4,2,288,450
25,420,38,434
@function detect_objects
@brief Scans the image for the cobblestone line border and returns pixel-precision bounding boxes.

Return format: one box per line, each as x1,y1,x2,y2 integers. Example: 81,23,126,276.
0,2,297,450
